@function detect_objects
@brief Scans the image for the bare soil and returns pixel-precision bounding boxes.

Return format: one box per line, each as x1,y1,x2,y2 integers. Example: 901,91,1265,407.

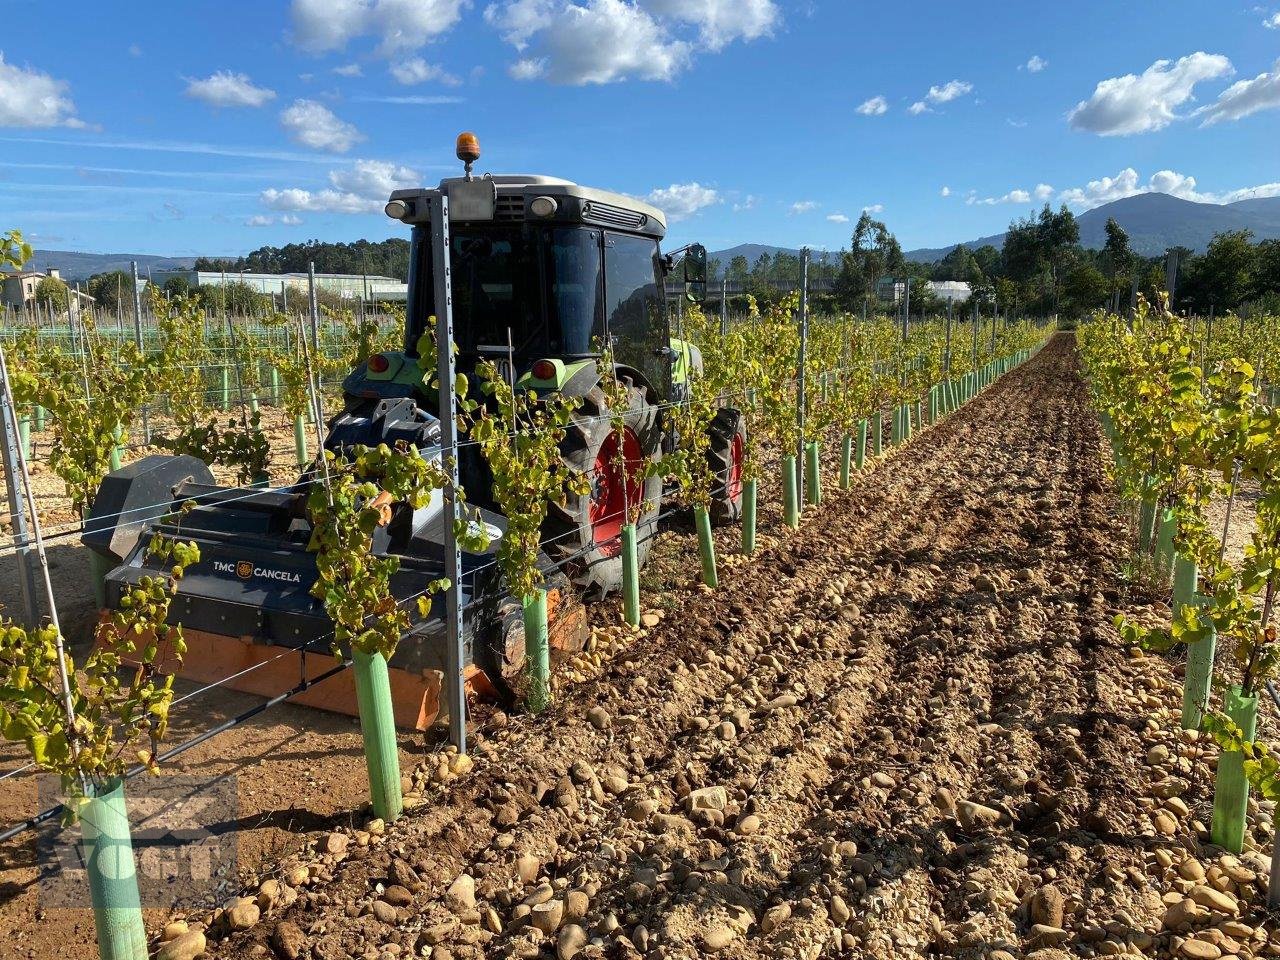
4,335,1275,960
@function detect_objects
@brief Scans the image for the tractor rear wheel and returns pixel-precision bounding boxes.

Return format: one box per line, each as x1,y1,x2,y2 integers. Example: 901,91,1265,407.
707,406,747,524
544,377,663,597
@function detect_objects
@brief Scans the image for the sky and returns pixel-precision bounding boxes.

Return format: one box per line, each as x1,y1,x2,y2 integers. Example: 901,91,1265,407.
0,0,1278,260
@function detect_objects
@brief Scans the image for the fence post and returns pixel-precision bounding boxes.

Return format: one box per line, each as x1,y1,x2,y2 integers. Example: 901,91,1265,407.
795,248,810,507
430,192,467,752
0,347,40,626
130,261,150,444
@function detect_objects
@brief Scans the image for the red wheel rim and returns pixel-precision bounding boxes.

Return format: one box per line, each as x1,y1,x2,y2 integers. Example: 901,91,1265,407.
590,427,644,558
727,431,744,503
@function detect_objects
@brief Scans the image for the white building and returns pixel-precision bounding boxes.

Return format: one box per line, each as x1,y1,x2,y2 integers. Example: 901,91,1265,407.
151,270,407,301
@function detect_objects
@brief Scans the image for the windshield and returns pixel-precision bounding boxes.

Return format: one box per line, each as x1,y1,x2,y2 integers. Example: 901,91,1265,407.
447,224,604,358
405,222,664,369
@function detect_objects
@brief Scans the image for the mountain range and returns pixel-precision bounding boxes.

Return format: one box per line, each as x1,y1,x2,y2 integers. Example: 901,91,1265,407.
708,194,1280,268
16,192,1280,281
899,193,1280,262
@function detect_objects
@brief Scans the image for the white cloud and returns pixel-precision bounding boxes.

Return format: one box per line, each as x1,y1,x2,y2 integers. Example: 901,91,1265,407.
1196,59,1280,126
826,213,849,223
484,0,556,48
642,0,780,51
390,57,462,85
862,204,884,214
128,44,143,58
1054,166,1280,209
1264,12,1280,28
908,101,929,115
1034,183,1054,200
1023,55,1047,73
644,182,719,221
856,95,888,116
940,186,951,197
966,188,1033,206
509,58,548,80
289,0,466,56
280,99,364,152
0,54,86,129
333,63,364,77
789,200,819,214
1067,52,1233,135
926,79,973,104
486,0,775,84
351,94,466,104
262,159,421,216
732,194,758,212
183,71,276,108
246,214,276,226
282,214,303,225
329,158,421,197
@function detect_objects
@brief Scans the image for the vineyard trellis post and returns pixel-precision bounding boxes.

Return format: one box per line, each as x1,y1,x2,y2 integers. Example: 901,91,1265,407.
795,247,810,508
430,193,467,754
129,261,150,443
307,261,321,355
720,277,728,337
0,345,40,627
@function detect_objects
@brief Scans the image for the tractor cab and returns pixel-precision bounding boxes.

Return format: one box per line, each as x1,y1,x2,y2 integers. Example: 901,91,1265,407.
344,133,706,408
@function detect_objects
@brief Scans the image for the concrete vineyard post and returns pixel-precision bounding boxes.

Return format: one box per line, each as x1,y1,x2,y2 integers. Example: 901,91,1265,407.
524,589,551,713
782,455,799,529
741,478,757,555
855,418,868,470
18,413,30,460
695,504,718,588
621,523,640,628
81,778,148,960
839,435,852,490
351,649,403,822
1210,687,1258,854
804,441,821,506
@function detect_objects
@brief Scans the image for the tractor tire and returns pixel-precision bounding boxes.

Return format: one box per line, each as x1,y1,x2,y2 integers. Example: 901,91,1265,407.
707,406,747,525
472,565,586,706
543,377,663,597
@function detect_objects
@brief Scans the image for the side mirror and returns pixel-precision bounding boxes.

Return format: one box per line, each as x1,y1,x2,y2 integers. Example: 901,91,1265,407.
684,243,706,303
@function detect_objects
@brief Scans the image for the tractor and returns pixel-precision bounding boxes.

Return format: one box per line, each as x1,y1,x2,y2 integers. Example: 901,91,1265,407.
83,132,746,728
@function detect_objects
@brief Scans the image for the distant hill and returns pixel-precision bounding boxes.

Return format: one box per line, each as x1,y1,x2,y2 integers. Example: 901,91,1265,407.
708,243,842,275
903,193,1280,262
18,250,198,282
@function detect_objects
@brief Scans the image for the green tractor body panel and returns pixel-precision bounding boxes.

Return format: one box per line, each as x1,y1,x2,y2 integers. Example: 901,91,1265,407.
517,358,595,392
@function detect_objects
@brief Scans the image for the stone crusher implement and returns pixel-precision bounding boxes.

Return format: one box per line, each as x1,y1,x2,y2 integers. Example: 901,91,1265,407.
82,131,746,729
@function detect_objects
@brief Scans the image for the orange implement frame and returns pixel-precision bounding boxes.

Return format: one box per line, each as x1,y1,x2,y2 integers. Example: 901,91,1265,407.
96,589,587,731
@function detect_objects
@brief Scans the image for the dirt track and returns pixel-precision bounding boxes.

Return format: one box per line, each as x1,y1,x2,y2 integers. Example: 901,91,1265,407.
8,333,1278,960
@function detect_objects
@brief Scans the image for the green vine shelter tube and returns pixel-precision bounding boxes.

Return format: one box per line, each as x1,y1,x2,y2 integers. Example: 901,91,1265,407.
839,435,852,490
621,523,640,628
741,478,757,555
81,778,147,960
1211,686,1258,854
351,649,404,822
855,418,868,470
524,589,550,713
695,504,718,587
805,441,821,506
782,455,799,529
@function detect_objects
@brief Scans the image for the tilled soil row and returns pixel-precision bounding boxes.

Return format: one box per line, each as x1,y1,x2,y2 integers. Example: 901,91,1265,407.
191,332,1175,960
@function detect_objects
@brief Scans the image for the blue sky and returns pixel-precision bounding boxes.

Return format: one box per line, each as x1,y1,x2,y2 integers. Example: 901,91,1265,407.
1,0,1278,259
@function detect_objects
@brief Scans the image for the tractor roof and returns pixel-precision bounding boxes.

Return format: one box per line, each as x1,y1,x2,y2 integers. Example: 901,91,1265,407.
389,174,667,237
